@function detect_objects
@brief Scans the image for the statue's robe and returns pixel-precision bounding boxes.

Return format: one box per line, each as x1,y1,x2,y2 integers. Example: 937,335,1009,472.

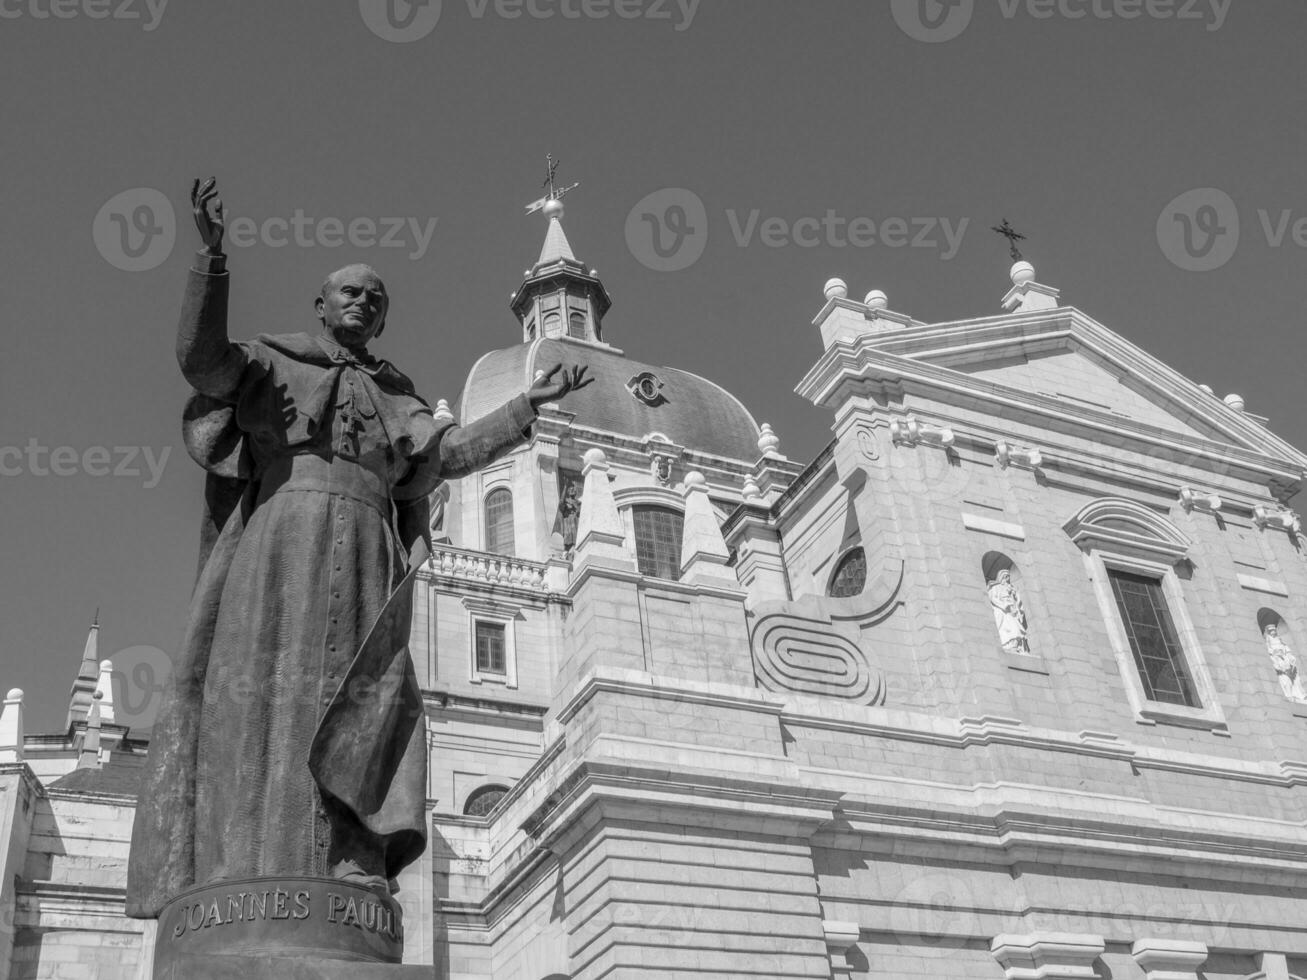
126,257,534,917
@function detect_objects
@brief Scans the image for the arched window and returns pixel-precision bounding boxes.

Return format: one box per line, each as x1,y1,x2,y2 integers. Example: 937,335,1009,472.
828,547,866,598
568,310,586,339
542,311,560,336
484,488,514,556
463,784,510,817
633,506,684,581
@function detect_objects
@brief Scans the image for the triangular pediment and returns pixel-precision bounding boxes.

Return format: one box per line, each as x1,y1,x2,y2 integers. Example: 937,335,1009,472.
868,309,1307,465
959,344,1230,442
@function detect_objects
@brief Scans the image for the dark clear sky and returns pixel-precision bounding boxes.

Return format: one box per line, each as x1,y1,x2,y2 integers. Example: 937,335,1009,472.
2,0,1303,732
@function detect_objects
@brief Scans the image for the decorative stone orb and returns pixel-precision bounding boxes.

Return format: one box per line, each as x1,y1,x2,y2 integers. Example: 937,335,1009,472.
582,447,608,468
1198,384,1214,395
1010,260,1036,285
1224,393,1246,412
684,470,707,489
864,289,888,310
543,198,565,220
6,689,22,701
823,278,848,301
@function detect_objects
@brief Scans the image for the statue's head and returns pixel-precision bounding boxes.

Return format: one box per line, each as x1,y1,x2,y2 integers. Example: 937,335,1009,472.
995,569,1012,584
1267,624,1280,638
316,264,388,349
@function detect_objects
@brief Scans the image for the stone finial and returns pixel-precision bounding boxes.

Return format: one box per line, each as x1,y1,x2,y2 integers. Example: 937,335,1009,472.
823,278,848,301
757,423,782,458
863,289,888,310
433,399,455,423
97,659,116,726
1198,383,1214,395
1223,393,1245,412
1002,260,1060,313
77,690,104,770
680,471,732,584
1131,939,1207,980
0,688,24,763
573,448,628,563
741,477,763,503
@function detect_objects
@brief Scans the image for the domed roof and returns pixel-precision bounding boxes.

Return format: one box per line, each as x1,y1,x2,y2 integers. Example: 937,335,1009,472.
458,337,761,462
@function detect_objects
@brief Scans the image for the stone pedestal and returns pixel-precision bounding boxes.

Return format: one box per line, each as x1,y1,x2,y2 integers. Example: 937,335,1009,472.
153,876,413,978
160,955,430,979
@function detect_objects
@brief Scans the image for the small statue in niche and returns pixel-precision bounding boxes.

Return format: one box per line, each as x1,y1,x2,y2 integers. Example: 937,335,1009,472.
557,481,581,551
987,568,1030,655
1264,623,1307,701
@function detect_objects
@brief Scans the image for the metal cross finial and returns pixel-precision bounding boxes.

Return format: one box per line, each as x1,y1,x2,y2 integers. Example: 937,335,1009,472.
991,218,1026,261
525,154,580,215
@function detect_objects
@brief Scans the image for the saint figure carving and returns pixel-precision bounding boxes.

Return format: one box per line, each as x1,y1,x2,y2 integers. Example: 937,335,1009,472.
126,179,589,917
1265,624,1306,701
987,568,1030,655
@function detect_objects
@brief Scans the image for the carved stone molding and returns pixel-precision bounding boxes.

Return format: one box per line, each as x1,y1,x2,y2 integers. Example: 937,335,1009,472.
1131,938,1207,980
995,440,1043,470
750,613,884,705
1178,486,1223,514
890,416,954,449
1255,505,1302,535
823,920,860,978
990,932,1105,979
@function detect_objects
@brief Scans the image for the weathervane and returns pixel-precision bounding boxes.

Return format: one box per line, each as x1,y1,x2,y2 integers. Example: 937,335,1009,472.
525,153,579,215
991,218,1026,261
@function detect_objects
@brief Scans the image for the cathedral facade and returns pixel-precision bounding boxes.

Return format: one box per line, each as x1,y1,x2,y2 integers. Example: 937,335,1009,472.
3,205,1307,980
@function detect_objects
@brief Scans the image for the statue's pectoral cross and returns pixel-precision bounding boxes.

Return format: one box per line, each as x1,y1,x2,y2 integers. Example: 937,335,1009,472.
336,376,376,458
991,218,1026,261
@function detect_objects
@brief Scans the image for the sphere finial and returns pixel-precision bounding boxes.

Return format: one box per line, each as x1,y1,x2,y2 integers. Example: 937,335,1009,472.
864,289,888,310
823,278,848,301
1010,260,1036,285
1224,393,1245,412
543,197,564,221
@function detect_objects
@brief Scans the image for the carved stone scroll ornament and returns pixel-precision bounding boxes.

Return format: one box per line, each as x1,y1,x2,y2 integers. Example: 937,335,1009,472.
747,559,903,704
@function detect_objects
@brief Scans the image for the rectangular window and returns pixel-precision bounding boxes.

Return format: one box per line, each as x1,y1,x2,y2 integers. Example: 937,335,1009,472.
1108,569,1200,707
633,506,684,581
474,621,507,675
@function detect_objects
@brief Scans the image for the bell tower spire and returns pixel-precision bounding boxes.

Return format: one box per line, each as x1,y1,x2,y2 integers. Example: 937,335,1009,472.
512,155,612,345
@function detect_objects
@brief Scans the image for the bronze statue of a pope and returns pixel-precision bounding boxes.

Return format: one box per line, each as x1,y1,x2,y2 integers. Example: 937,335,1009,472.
126,178,587,917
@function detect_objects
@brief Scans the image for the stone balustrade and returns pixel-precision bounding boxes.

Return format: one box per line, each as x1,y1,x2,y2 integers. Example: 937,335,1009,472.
428,544,549,590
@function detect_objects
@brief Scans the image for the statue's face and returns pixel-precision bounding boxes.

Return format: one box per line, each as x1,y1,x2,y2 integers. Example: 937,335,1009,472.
316,265,388,349
1267,625,1280,638
997,569,1011,584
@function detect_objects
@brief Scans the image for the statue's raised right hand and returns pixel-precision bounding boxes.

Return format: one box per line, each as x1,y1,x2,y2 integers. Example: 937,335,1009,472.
191,177,225,256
